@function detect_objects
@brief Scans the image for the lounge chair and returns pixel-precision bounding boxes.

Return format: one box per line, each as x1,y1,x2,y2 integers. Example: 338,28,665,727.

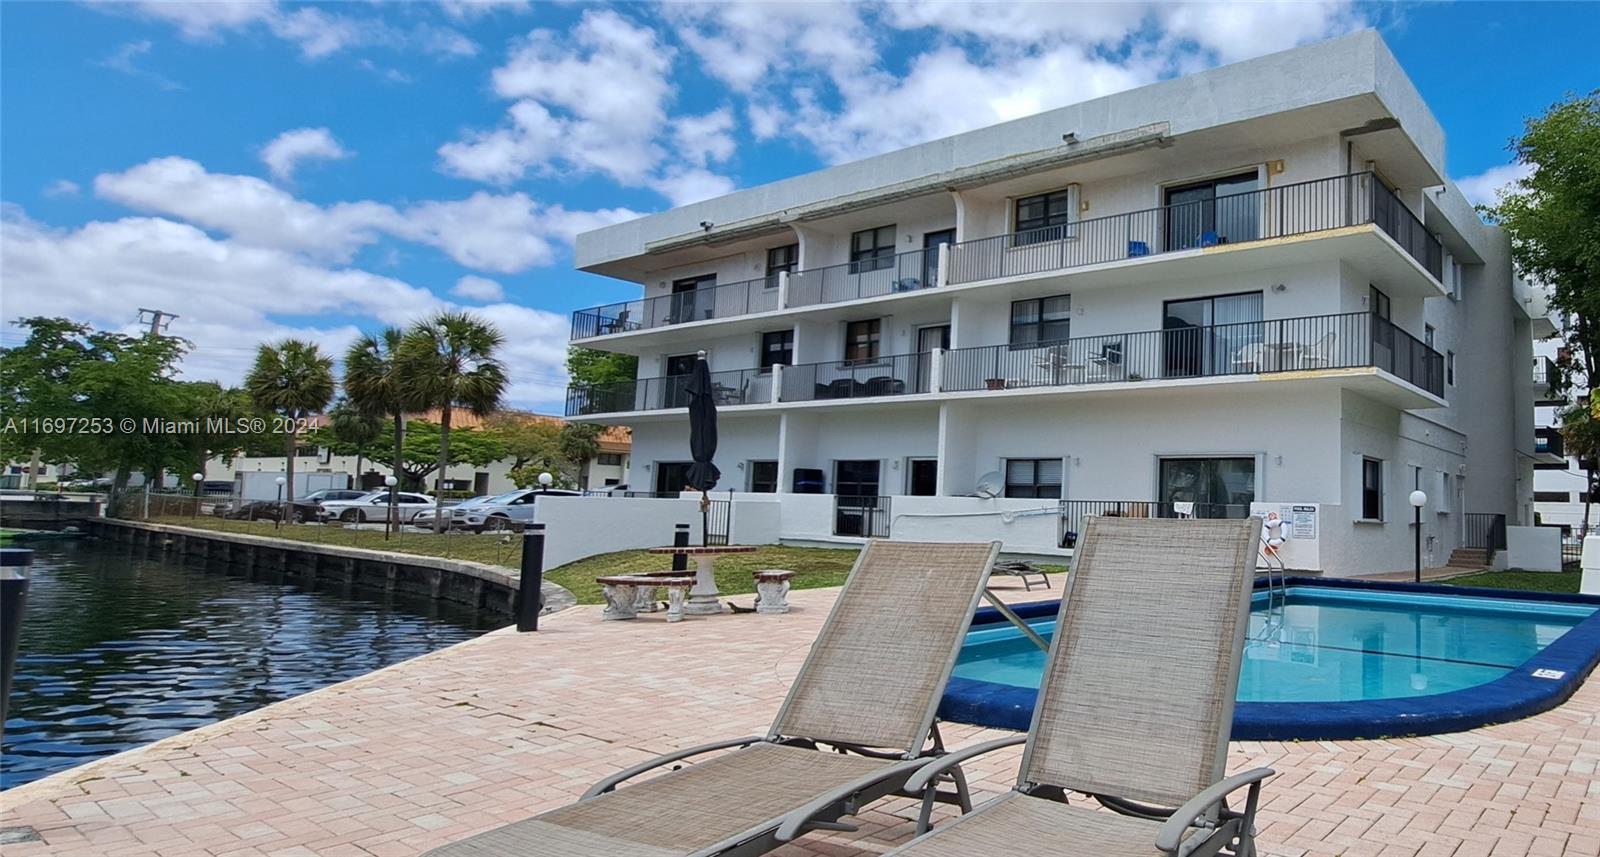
877,516,1270,857
424,539,1002,857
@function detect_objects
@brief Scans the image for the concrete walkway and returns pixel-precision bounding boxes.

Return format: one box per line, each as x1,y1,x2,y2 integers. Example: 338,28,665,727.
1,581,1595,857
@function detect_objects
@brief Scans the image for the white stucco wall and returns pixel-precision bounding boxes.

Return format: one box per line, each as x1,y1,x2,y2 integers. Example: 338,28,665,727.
533,495,704,569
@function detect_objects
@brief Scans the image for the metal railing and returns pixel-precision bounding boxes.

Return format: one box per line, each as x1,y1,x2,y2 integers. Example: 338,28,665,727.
565,368,773,416
787,248,938,308
946,172,1443,285
570,276,779,339
1464,512,1507,564
834,495,891,538
1534,427,1565,457
1056,499,1251,548
779,351,935,402
942,312,1444,397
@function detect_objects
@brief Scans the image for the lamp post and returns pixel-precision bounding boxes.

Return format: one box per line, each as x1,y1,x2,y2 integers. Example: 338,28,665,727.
538,471,553,494
384,475,398,541
191,472,204,520
1409,490,1427,583
274,476,287,531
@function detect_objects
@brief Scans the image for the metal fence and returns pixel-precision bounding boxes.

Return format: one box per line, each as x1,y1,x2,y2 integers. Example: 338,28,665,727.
788,248,938,308
779,352,935,401
834,495,892,538
1056,499,1252,548
1464,512,1508,562
566,368,773,416
946,172,1443,286
941,312,1444,397
570,276,779,339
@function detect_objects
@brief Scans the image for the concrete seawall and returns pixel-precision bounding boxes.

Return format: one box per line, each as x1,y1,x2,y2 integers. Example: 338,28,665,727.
84,519,576,618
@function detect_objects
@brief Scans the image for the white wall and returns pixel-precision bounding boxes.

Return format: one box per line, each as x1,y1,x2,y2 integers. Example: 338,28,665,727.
890,495,1065,556
533,495,704,569
1506,526,1562,572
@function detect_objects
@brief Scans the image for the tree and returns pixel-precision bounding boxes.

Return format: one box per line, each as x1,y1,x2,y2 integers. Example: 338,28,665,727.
344,328,426,490
244,339,335,507
393,421,506,488
482,411,565,472
326,398,383,488
397,312,507,530
1485,90,1600,531
559,422,604,489
567,346,638,387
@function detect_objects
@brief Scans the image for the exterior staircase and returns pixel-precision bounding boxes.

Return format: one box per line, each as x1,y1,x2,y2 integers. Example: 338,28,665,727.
1445,547,1490,570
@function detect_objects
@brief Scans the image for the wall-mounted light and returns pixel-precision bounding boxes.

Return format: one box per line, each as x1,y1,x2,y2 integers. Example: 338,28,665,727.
699,220,714,232
1267,159,1286,175
643,463,653,471
1275,455,1284,466
1061,132,1078,144
737,461,745,470
1079,200,1090,212
891,459,900,470
1272,283,1287,293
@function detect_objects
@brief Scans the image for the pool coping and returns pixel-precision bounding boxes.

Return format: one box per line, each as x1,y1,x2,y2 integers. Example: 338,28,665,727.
938,576,1600,741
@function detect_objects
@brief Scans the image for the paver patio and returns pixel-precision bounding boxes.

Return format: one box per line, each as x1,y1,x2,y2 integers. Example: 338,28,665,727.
1,581,1596,857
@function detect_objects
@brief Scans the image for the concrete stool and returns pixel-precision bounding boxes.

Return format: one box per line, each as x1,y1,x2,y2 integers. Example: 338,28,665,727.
753,570,795,614
596,575,696,622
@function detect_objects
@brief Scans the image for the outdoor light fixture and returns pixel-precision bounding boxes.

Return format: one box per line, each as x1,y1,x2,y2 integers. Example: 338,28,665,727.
1409,490,1428,583
538,472,553,493
699,220,714,231
1061,132,1078,143
274,476,287,531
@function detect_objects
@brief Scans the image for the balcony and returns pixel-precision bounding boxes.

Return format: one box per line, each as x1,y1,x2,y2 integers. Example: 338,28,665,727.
569,172,1445,343
564,312,1445,418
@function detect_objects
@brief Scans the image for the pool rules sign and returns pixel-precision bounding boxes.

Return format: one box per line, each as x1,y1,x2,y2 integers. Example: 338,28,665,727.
1251,503,1321,572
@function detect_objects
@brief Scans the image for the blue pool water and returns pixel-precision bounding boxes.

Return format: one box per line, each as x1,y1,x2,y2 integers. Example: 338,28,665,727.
954,587,1596,703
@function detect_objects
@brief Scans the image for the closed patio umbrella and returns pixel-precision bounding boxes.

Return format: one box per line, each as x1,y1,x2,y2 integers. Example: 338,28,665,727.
684,352,720,545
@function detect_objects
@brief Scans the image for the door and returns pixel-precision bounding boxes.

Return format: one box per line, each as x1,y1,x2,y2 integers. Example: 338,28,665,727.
670,274,715,324
1158,457,1255,518
655,462,692,495
834,460,882,536
663,353,698,408
916,325,950,392
1164,172,1260,251
908,459,938,496
922,229,955,286
1162,292,1262,378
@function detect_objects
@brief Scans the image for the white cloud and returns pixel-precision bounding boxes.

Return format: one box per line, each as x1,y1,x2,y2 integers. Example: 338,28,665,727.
1456,162,1533,208
649,168,738,207
667,2,876,93
673,109,737,168
100,0,477,61
261,127,351,182
43,180,80,198
96,39,184,90
451,275,505,302
437,0,530,21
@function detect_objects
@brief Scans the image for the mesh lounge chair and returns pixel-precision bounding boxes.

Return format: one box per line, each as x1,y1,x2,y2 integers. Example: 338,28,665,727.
425,539,1002,857
880,517,1271,857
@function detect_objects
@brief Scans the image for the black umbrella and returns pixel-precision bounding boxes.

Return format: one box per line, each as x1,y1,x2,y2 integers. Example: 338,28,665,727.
684,352,720,494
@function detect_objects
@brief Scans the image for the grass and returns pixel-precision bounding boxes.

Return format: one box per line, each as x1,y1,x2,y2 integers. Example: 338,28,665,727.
145,516,865,604
1444,567,1583,594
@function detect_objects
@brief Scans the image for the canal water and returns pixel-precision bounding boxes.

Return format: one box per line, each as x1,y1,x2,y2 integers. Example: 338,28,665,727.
1,539,502,790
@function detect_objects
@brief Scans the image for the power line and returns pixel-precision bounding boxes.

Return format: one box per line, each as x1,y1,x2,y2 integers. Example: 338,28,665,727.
137,308,178,338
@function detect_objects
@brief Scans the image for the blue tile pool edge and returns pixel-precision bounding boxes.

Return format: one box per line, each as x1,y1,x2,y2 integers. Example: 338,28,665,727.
942,577,1600,741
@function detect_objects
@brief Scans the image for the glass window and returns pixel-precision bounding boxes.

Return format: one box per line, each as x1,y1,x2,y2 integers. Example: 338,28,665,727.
760,330,793,372
1004,459,1063,499
749,460,779,493
1361,458,1383,520
597,453,623,466
1369,286,1391,320
1163,171,1260,250
1447,350,1455,385
850,225,897,273
1013,189,1073,245
1158,457,1255,517
1534,491,1570,503
1009,295,1071,346
765,244,798,286
844,319,881,362
1425,324,1435,348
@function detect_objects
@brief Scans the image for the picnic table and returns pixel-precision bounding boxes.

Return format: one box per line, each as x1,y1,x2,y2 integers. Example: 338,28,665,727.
646,545,758,615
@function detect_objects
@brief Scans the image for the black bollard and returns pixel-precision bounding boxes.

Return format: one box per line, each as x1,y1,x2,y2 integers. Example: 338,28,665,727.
1,548,32,743
672,523,690,572
517,524,545,632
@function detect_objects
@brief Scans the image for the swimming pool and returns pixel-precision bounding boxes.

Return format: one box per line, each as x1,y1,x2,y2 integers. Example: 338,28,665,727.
938,578,1600,740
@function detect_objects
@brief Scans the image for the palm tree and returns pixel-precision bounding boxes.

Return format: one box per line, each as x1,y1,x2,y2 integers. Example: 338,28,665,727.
244,340,335,507
396,312,507,531
326,398,383,488
344,328,423,493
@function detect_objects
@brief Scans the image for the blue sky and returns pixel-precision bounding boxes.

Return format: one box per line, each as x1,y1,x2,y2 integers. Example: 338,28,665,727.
2,1,1596,412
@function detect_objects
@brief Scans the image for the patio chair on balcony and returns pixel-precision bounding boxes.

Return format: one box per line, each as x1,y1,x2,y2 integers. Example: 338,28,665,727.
1230,341,1268,373
864,376,905,397
602,309,633,334
1297,331,1337,369
1127,240,1151,258
853,517,1271,857
1084,342,1125,383
424,540,1003,857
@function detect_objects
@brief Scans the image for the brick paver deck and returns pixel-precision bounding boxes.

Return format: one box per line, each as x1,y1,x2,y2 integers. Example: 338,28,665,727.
2,582,1596,857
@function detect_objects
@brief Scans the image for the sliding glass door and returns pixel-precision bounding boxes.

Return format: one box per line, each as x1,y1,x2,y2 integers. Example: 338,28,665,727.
1164,172,1261,251
1158,457,1255,518
1162,292,1263,378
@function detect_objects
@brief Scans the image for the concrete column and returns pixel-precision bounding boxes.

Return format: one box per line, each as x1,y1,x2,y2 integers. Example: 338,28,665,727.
936,242,952,287
777,271,790,309
930,347,945,394
770,363,785,403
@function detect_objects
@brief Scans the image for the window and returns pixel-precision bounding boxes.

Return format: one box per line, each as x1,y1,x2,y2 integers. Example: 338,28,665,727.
1164,172,1260,250
749,460,778,493
1534,491,1571,503
1009,295,1071,346
1425,324,1435,348
760,330,793,372
850,225,896,273
597,453,623,466
1013,188,1074,245
1004,458,1063,499
765,244,798,286
1369,286,1391,320
1158,457,1255,517
844,319,881,362
1361,458,1384,521
1447,351,1455,385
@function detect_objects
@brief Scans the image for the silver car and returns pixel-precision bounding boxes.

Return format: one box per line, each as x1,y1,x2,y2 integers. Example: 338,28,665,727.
319,490,436,524
452,488,581,532
413,495,488,529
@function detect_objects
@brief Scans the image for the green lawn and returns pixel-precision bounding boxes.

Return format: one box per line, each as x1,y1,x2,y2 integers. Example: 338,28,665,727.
1444,567,1583,594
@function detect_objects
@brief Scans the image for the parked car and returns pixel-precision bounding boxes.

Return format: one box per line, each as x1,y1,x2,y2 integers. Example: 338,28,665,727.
318,490,436,524
221,499,308,522
300,488,367,504
412,495,489,530
452,488,582,532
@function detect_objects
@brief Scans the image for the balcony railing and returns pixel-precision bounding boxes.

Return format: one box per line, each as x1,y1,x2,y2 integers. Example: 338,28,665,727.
946,172,1443,285
570,276,779,339
834,495,892,537
565,367,772,416
779,351,936,402
787,248,939,308
941,312,1444,398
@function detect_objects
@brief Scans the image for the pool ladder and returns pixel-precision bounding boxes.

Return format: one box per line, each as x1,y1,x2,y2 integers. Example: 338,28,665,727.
1252,523,1288,644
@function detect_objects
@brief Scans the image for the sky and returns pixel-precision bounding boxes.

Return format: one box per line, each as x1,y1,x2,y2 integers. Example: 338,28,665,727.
2,1,1596,413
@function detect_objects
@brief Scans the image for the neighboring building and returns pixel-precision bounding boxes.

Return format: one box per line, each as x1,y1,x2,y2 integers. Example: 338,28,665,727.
201,410,632,496
562,31,1538,576
1530,315,1588,535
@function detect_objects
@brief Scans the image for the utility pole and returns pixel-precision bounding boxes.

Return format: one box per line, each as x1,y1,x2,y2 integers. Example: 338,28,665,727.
137,308,178,338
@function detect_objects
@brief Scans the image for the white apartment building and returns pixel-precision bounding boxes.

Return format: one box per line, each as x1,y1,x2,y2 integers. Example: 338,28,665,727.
1530,326,1587,534
563,31,1538,576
